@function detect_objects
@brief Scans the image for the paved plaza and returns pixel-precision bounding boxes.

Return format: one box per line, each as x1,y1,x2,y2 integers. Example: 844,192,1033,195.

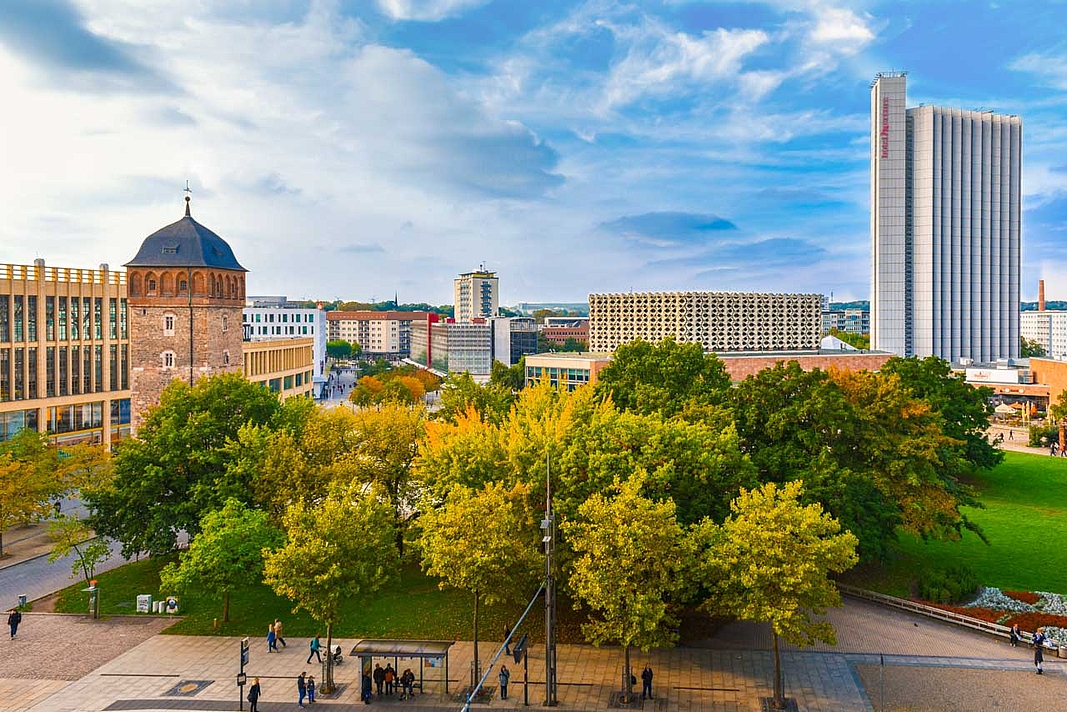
1,596,1061,712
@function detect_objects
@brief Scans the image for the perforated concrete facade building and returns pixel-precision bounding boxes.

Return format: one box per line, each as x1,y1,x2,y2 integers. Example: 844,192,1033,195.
588,291,821,353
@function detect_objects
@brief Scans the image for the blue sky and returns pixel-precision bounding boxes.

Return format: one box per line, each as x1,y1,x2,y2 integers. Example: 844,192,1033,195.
2,0,1066,305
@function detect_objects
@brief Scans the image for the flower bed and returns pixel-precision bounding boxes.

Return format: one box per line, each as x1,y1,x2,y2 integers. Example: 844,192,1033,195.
1004,590,1041,605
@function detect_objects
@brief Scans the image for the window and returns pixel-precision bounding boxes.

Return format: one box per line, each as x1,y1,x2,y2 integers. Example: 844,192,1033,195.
164,313,176,336
27,296,36,341
222,315,228,332
162,351,176,369
179,279,188,292
148,279,157,293
94,298,102,339
109,298,117,339
223,350,230,366
162,246,178,255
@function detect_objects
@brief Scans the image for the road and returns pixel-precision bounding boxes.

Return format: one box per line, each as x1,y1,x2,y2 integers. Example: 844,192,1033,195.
0,537,128,609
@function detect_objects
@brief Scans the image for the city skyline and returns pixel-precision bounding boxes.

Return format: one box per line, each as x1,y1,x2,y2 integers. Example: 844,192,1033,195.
2,1,1067,305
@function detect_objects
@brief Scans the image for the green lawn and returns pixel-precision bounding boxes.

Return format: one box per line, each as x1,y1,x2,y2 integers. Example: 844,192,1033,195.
54,558,597,642
843,451,1067,596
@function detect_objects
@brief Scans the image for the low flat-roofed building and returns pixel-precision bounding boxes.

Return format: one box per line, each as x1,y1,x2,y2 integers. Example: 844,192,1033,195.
242,337,315,401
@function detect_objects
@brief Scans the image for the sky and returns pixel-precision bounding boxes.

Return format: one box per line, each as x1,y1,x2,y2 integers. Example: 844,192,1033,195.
2,1,1067,306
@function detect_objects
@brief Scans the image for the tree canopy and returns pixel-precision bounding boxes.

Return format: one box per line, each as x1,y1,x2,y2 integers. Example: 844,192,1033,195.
695,481,858,708
593,338,732,419
160,498,282,621
87,373,285,556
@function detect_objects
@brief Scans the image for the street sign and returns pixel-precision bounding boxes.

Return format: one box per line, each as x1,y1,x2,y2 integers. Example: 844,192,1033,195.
237,672,247,686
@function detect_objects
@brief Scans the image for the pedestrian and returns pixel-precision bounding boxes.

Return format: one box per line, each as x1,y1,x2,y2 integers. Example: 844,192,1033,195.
247,677,261,712
373,663,385,695
400,668,415,699
384,664,396,695
7,608,21,640
308,635,323,664
1032,627,1047,674
274,618,287,648
266,622,278,653
1009,429,1014,441
298,671,308,706
1010,623,1021,647
308,675,316,703
362,672,373,704
641,664,654,700
504,623,512,655
498,664,510,700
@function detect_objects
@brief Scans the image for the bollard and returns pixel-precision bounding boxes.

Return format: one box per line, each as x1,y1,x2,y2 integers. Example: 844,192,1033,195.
214,618,218,630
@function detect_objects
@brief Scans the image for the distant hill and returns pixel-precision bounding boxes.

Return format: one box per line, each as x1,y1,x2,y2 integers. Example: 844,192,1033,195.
1022,302,1067,312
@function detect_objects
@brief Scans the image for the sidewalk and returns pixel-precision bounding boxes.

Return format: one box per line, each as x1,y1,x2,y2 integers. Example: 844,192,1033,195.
0,521,58,571
9,596,1066,712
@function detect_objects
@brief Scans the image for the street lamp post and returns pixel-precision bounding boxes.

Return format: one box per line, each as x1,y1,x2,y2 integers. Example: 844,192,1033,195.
542,451,558,706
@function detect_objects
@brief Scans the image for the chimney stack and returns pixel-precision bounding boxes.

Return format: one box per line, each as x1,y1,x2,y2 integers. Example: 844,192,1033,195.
1040,279,1046,312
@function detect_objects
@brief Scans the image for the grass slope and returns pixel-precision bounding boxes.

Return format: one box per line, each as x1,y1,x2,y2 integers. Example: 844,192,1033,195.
846,451,1067,596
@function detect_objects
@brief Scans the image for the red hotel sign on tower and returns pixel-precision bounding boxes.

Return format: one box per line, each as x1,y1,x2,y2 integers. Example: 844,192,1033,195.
880,97,890,158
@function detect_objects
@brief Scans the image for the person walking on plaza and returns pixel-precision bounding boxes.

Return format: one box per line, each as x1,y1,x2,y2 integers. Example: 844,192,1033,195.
498,664,510,700
298,671,308,706
308,635,323,664
1032,627,1047,674
266,622,277,653
247,677,261,712
641,664,654,700
8,608,22,640
1010,623,1021,647
274,618,287,648
504,623,512,655
307,675,316,703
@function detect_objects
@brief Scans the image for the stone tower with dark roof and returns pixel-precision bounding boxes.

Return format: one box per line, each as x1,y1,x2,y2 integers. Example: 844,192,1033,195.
125,195,246,431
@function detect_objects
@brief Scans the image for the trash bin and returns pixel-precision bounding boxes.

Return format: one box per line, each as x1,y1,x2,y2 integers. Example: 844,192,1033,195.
17,594,27,608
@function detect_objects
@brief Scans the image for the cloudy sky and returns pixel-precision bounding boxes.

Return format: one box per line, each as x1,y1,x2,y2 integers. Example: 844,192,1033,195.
2,1,1066,305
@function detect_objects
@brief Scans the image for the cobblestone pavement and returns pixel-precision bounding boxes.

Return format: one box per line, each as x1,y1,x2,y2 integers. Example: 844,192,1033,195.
4,596,1062,711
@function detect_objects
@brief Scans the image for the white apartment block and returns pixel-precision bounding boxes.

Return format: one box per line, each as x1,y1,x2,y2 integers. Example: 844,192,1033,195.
1021,311,1067,361
242,298,326,379
871,72,1021,363
588,291,822,353
454,269,498,323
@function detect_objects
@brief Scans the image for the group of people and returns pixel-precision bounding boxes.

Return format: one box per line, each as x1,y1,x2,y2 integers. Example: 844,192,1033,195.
365,663,416,701
266,618,286,652
1009,623,1051,675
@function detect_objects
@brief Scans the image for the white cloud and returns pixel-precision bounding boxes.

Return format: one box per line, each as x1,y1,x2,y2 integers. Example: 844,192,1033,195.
809,5,874,50
1010,52,1067,90
375,0,490,22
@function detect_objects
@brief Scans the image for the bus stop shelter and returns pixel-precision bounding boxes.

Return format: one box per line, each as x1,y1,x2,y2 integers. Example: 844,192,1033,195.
349,639,455,695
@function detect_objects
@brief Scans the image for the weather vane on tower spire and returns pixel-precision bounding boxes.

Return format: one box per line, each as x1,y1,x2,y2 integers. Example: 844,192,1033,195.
184,180,192,217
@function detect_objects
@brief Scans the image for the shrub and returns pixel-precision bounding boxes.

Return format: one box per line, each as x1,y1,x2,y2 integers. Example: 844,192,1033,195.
918,565,980,604
1028,424,1059,448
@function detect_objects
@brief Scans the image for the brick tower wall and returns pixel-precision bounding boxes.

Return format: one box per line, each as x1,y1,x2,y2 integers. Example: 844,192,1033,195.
128,267,245,432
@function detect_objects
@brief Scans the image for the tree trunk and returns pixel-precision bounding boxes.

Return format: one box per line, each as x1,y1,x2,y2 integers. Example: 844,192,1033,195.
772,631,784,709
222,591,230,623
324,621,335,693
623,644,632,703
472,589,481,686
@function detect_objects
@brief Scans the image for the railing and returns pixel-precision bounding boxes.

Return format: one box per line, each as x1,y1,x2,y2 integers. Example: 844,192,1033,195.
0,263,126,286
838,583,1057,650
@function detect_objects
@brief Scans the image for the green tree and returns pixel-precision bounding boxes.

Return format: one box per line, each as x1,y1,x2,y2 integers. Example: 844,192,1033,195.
264,482,397,692
87,373,283,556
1021,337,1046,358
882,356,1003,471
0,430,106,555
695,481,858,710
436,372,515,425
561,337,587,352
563,474,693,702
326,339,354,359
593,338,732,419
490,358,526,391
419,481,541,681
47,515,112,586
159,498,282,622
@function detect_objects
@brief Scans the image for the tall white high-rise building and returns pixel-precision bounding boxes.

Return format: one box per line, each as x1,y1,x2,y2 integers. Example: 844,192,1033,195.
453,268,498,323
870,72,1022,363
